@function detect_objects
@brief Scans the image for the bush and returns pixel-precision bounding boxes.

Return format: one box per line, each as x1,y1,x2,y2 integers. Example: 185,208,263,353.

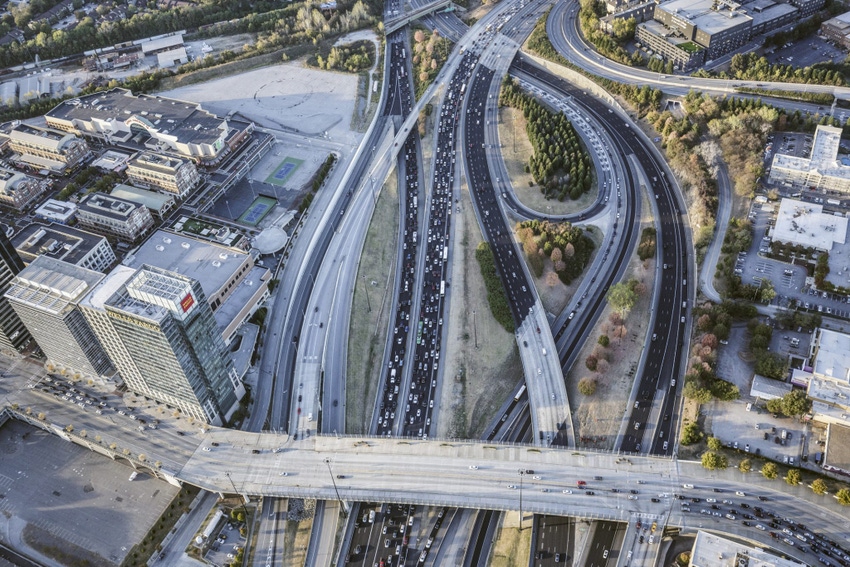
578,377,597,395
701,451,728,470
739,459,751,473
761,462,778,479
707,437,722,451
637,227,657,261
681,422,702,445
837,488,850,505
598,335,610,347
786,468,802,485
811,478,827,495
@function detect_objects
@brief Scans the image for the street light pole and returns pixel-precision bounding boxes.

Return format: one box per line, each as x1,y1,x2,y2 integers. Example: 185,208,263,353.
517,469,525,530
362,275,372,312
473,310,478,349
324,458,349,516
224,471,250,521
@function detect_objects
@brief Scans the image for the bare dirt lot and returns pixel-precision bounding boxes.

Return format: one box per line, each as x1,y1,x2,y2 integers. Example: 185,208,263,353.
498,107,597,216
439,177,522,440
160,59,362,142
564,195,657,450
488,511,532,567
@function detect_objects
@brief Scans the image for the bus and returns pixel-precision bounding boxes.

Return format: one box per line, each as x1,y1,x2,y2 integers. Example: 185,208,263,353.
413,196,418,209
442,246,448,261
416,321,424,345
514,384,527,401
440,281,445,296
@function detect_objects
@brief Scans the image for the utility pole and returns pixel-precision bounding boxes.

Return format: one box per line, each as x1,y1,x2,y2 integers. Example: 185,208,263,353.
224,471,250,522
473,310,478,349
517,469,525,530
363,275,372,312
324,458,349,516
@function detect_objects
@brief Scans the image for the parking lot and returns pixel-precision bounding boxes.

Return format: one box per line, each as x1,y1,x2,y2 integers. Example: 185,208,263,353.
0,419,178,565
763,36,847,69
708,400,808,465
204,519,246,566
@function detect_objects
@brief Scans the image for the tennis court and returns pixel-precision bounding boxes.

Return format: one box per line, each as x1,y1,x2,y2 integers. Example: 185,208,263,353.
265,157,303,186
238,195,277,226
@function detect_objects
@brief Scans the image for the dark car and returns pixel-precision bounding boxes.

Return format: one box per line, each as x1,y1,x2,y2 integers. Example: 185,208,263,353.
586,491,595,495
651,498,660,503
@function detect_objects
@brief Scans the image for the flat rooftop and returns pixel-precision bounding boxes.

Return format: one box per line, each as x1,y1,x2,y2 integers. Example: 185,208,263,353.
214,265,268,333
808,376,850,408
79,264,136,312
47,88,226,148
689,530,805,567
6,255,104,315
129,151,187,173
13,222,105,266
813,327,850,383
750,374,793,400
659,0,753,35
824,423,850,474
772,198,847,251
123,230,248,301
79,192,141,221
111,183,175,212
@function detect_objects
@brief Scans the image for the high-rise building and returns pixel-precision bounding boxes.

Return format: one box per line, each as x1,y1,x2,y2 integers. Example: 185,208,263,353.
5,256,113,378
102,265,243,425
0,232,31,353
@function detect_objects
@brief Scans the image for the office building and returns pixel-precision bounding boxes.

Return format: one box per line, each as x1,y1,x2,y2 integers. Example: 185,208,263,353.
102,265,243,425
123,230,270,343
600,2,656,34
126,152,199,197
822,11,850,49
636,20,707,69
789,0,824,18
45,88,253,165
5,256,113,378
4,123,89,174
110,183,176,219
771,198,848,252
13,222,116,273
0,168,45,210
76,192,154,242
34,199,77,224
744,0,798,36
770,125,850,193
0,231,31,352
653,0,753,61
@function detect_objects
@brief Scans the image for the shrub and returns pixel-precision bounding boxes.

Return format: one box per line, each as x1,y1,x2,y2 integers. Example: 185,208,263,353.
761,462,778,479
578,377,597,395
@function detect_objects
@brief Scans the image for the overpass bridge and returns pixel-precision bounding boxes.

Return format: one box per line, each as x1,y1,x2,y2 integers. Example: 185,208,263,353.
385,0,464,34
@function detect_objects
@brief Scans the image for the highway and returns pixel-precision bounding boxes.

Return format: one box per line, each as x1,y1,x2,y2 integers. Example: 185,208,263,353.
545,1,850,100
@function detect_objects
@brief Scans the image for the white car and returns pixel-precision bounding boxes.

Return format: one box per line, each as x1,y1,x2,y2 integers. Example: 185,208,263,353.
469,465,479,470
202,447,211,452
562,489,573,494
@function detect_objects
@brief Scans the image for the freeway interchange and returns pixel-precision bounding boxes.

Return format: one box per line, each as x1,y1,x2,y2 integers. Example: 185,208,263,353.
3,0,850,564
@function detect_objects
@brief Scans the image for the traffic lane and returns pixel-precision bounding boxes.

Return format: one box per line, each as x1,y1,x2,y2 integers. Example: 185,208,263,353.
534,515,572,567
586,521,618,567
510,58,689,454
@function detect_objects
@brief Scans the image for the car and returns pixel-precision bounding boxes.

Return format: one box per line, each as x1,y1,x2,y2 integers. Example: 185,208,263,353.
585,491,595,495
469,465,478,470
651,498,660,503
202,446,211,452
563,489,573,494
756,524,767,531
603,550,609,559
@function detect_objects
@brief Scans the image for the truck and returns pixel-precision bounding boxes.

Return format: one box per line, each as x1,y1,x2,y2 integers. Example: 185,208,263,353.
827,198,841,206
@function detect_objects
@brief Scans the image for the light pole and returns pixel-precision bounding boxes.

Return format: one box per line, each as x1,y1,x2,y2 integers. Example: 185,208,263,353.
324,458,349,516
517,469,525,530
362,275,372,312
224,471,250,522
472,310,478,349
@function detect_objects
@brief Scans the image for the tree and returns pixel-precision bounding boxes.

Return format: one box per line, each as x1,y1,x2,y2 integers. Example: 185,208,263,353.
585,355,598,371
701,451,728,470
607,282,637,315
683,381,712,404
837,488,850,505
786,468,801,485
781,389,812,417
811,478,827,495
681,422,702,445
761,462,778,479
739,459,751,473
707,437,722,451
578,377,597,395
598,335,610,347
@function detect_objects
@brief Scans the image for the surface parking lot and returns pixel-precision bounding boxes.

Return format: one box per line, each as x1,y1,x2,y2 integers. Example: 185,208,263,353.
0,420,178,564
763,36,846,69
708,401,808,466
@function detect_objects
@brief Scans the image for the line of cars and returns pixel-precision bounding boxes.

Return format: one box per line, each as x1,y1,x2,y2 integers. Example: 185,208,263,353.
376,36,418,439
398,51,480,439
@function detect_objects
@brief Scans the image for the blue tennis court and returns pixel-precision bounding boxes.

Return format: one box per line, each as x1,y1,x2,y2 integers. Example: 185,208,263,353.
238,195,277,226
265,157,303,186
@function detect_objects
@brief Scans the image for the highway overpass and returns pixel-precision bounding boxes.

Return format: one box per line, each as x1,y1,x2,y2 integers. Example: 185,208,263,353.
385,0,462,34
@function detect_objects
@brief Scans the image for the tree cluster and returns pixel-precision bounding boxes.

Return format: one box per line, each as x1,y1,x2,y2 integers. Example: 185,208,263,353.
701,451,728,470
516,219,595,283
578,0,642,66
501,78,593,201
475,242,515,332
727,52,845,87
411,28,451,100
314,40,374,72
637,227,656,261
680,422,702,445
766,389,812,417
748,320,788,380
